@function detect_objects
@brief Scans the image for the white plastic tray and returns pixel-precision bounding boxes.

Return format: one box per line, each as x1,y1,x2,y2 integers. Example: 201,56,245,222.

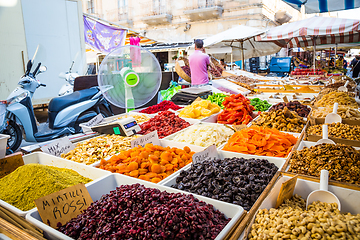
26,173,245,240
160,153,284,192
241,175,360,239
219,131,300,160
0,152,111,217
91,139,206,185
163,122,235,149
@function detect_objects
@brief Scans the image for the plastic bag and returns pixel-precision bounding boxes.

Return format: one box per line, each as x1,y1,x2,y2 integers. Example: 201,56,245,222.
159,81,181,103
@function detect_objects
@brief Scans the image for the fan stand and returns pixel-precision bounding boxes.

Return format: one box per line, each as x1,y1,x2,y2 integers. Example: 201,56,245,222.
120,67,140,112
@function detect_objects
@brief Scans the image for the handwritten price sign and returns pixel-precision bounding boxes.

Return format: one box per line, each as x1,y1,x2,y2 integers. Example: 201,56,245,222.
34,183,93,228
192,145,218,164
131,131,160,148
40,136,75,157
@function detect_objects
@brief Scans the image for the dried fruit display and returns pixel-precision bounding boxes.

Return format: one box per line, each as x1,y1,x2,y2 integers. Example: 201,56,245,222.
139,100,182,114
226,75,260,85
307,122,360,141
269,101,311,117
288,143,360,185
312,106,360,120
248,194,360,239
116,114,150,123
139,111,190,138
322,80,356,91
209,66,223,77
98,144,194,183
217,94,255,125
172,158,278,211
249,98,271,112
172,124,235,147
62,135,139,165
179,100,221,119
181,65,191,77
318,88,356,99
314,91,358,108
252,107,306,133
58,183,230,239
222,126,297,158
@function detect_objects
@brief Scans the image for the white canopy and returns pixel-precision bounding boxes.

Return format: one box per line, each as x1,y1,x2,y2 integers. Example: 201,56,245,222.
190,25,281,68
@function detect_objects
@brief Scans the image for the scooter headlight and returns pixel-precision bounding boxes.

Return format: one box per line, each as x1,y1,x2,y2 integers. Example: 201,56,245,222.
7,92,29,105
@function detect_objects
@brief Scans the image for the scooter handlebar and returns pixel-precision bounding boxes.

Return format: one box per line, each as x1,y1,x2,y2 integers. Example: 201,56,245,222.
40,83,46,87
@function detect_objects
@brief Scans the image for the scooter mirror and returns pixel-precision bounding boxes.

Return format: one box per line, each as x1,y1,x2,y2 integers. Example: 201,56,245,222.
39,66,47,73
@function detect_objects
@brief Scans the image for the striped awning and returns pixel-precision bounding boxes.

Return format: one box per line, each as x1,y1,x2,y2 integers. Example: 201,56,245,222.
282,0,360,13
257,16,360,48
125,31,157,45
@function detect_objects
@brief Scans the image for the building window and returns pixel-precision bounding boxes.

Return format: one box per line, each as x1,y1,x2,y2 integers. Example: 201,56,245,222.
197,0,215,8
118,0,128,19
87,0,95,14
152,0,166,15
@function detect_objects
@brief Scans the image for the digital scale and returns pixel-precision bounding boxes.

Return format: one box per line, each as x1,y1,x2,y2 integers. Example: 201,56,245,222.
171,86,212,105
91,117,141,136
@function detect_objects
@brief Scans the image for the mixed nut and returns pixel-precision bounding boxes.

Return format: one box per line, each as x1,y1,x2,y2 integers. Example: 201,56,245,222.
312,107,360,120
248,194,360,240
288,143,360,185
307,122,360,141
252,107,306,133
172,158,278,211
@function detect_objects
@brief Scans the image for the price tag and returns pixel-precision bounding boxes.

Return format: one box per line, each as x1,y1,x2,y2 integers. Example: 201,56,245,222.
275,176,297,208
0,152,24,179
194,97,202,102
34,183,92,229
231,124,247,132
40,136,75,157
131,131,160,148
192,144,218,164
82,114,104,127
283,96,289,103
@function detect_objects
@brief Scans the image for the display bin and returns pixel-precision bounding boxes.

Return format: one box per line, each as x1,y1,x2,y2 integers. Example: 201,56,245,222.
237,173,360,240
0,152,111,217
26,173,246,240
160,152,285,240
219,130,304,172
79,112,153,133
303,120,360,147
163,122,235,149
91,139,206,185
283,140,360,190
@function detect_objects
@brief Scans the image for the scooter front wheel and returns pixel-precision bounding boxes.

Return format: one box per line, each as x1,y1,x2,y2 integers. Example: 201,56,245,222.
4,120,22,153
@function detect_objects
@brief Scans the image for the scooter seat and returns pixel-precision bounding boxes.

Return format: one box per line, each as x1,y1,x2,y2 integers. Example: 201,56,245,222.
49,87,99,112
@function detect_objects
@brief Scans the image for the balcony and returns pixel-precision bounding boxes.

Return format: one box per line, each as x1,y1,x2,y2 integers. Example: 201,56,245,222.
142,13,172,25
106,8,132,27
184,0,223,21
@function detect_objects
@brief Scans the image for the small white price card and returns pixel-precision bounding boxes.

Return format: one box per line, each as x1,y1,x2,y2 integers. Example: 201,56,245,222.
131,130,161,148
41,136,75,157
192,144,218,164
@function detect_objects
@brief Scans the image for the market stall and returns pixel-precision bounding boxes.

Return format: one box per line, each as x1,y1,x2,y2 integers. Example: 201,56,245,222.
2,41,360,240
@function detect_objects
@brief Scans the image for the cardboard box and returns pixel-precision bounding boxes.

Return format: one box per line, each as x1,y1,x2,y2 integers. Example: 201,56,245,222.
304,120,360,147
237,173,360,240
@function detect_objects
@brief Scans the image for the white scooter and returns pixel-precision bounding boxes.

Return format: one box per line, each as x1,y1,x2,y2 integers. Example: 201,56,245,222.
58,54,80,96
1,47,113,153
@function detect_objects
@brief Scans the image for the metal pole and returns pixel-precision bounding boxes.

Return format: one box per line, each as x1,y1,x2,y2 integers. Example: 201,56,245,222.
313,37,316,73
241,41,245,70
231,52,233,70
334,43,337,67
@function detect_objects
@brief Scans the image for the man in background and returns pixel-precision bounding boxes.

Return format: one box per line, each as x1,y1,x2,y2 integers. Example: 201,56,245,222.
351,55,360,78
189,39,210,87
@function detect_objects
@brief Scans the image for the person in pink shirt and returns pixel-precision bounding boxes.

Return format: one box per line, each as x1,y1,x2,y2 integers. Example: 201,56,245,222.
189,39,211,87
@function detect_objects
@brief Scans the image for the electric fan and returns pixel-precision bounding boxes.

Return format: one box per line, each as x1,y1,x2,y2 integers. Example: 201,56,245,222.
97,45,162,111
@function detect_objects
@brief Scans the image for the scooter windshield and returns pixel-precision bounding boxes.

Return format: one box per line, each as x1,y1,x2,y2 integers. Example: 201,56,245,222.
29,44,47,74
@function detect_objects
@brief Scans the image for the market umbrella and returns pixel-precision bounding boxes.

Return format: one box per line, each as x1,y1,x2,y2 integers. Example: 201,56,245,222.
257,16,360,69
189,25,281,69
281,0,360,13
